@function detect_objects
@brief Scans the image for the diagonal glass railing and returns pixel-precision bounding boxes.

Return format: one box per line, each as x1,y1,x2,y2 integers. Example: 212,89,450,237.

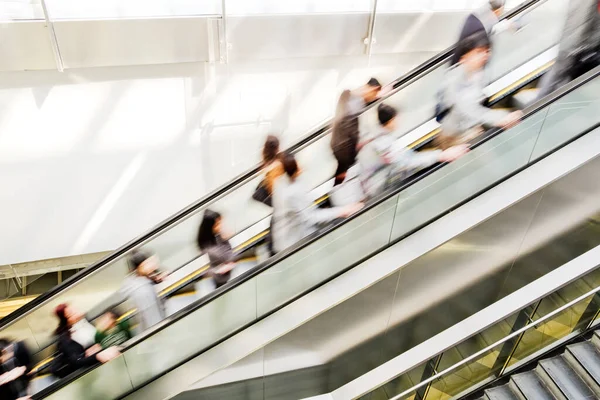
313,244,600,400
30,62,600,399
345,247,600,400
0,0,559,351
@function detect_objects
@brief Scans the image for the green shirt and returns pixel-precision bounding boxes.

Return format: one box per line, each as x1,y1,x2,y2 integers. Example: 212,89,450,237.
95,320,132,349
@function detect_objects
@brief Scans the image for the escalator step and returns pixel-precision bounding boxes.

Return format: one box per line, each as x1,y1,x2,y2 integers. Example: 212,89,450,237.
565,341,600,394
510,371,556,400
484,384,519,400
537,356,595,399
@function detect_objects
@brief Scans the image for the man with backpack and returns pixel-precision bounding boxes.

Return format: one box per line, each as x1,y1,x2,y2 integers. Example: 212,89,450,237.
436,31,522,149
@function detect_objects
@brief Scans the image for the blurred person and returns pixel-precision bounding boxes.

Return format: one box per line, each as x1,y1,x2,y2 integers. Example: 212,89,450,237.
120,251,167,331
94,310,132,350
252,135,285,255
51,304,120,378
451,0,512,65
359,104,469,198
331,78,382,186
253,135,284,207
537,0,600,98
0,338,32,399
437,31,522,149
271,153,363,253
197,210,236,288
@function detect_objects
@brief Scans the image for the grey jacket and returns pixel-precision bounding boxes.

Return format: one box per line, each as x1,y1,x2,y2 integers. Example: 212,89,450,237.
120,274,165,331
538,0,600,97
271,176,342,253
358,128,441,198
440,64,508,137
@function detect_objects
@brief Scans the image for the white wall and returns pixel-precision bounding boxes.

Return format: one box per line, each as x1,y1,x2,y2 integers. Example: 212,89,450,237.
0,52,437,265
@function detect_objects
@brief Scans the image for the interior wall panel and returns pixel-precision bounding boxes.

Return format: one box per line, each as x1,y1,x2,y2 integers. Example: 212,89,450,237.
0,21,56,71
226,14,371,61
53,17,214,68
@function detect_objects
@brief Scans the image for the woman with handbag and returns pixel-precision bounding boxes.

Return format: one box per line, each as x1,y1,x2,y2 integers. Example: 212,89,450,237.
252,135,284,254
197,210,237,289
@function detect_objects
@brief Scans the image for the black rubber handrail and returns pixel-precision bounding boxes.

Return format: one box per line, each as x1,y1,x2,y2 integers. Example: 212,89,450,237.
32,47,600,400
0,0,545,331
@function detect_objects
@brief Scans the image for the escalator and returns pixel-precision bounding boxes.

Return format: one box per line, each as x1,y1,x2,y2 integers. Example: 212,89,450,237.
0,0,594,397
312,245,600,400
1,0,557,349
164,200,600,400
28,54,600,400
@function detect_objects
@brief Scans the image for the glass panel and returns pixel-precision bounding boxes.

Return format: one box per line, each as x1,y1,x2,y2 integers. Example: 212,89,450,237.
226,0,373,16
371,359,431,400
43,356,133,400
45,0,222,19
19,257,130,352
390,110,547,240
530,75,600,160
506,292,596,369
424,344,503,400
123,276,257,387
256,196,398,316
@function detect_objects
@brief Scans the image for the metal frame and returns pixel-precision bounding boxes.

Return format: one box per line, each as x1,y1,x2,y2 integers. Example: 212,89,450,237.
365,0,379,56
40,0,64,72
389,285,600,400
220,0,229,63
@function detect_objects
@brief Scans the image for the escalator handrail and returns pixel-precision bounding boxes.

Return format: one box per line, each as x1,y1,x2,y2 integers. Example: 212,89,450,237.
33,57,600,400
0,0,546,329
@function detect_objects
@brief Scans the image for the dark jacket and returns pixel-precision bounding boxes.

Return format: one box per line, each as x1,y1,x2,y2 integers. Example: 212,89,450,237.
0,341,32,399
52,333,98,378
330,114,360,165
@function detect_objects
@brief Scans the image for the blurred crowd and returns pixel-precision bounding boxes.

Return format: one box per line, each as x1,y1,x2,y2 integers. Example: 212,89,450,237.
1,0,599,398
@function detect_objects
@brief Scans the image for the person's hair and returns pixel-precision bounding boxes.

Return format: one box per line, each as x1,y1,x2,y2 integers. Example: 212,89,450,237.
367,78,382,89
197,209,221,250
281,152,299,179
457,31,491,62
0,338,11,351
377,104,398,126
54,303,70,336
128,250,152,272
262,135,280,165
489,0,505,11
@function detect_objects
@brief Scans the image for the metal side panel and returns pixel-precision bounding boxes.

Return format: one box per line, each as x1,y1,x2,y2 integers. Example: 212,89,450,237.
564,341,600,396
537,356,595,400
485,385,520,400
509,371,556,400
